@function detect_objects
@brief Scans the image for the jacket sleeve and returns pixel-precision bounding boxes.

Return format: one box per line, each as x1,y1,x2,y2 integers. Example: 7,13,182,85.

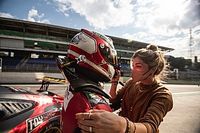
139,89,173,133
110,78,133,110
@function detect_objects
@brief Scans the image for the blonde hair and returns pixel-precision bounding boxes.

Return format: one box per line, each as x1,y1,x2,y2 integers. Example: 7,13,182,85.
132,44,168,81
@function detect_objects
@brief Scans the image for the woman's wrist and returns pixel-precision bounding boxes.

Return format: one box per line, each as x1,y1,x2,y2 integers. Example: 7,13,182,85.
111,81,118,85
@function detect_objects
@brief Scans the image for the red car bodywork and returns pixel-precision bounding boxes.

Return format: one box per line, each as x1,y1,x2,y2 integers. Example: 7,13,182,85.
0,85,63,133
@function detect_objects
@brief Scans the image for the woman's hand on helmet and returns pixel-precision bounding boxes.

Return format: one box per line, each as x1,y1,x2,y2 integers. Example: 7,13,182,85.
112,69,121,82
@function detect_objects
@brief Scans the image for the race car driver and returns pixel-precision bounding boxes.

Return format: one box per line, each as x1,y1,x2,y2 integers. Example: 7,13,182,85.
56,29,118,133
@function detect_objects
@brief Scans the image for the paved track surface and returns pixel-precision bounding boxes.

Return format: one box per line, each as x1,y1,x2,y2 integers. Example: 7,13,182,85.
4,84,200,133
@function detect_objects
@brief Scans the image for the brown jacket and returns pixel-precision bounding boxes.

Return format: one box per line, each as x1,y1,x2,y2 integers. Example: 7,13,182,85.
111,79,173,133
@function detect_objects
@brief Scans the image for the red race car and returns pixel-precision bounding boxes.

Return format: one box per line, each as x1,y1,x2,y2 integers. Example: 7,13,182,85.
0,81,64,133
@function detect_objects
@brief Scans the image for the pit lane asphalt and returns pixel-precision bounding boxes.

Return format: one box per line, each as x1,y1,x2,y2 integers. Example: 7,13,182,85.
4,84,200,133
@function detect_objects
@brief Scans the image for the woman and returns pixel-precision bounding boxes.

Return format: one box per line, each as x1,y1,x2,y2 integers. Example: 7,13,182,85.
76,44,173,133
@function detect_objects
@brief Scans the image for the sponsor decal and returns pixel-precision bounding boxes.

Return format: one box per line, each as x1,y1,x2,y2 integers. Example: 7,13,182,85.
43,76,66,83
26,110,60,133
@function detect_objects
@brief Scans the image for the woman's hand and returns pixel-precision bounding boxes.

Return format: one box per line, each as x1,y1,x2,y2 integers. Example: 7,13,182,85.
76,110,126,133
110,69,121,98
112,69,121,82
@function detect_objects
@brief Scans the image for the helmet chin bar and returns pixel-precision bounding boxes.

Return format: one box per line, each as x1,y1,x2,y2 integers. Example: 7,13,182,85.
75,54,113,81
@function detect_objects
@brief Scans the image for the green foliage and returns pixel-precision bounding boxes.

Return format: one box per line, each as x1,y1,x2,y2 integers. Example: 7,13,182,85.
193,62,200,71
167,56,192,71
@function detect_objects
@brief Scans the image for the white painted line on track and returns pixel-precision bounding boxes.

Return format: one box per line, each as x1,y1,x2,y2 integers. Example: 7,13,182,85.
172,91,200,95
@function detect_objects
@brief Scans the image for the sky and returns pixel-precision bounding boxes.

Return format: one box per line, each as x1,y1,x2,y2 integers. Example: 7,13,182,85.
0,0,200,60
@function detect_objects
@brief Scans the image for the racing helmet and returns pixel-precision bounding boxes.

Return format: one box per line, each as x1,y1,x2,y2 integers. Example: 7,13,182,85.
66,29,118,82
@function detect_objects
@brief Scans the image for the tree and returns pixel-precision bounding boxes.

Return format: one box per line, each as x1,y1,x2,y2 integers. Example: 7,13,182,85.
166,56,192,71
193,62,200,71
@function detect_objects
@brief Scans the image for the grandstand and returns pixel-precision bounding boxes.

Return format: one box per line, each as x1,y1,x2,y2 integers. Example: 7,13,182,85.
0,17,173,77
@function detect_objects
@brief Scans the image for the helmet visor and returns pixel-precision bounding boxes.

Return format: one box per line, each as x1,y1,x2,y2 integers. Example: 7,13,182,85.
94,32,118,66
99,43,118,67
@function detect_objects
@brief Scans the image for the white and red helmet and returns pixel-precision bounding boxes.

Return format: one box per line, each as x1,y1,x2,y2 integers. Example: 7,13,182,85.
67,29,118,82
